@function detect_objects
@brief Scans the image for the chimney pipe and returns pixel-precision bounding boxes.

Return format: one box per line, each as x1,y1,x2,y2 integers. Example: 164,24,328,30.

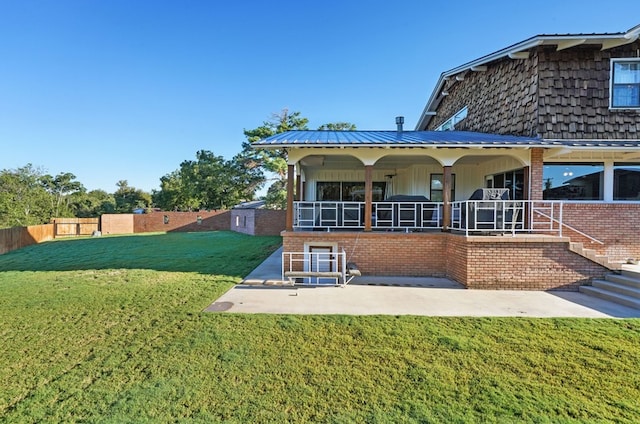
395,116,404,134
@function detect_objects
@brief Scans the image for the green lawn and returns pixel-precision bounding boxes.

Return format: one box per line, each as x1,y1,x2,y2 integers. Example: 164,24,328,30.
1,231,639,423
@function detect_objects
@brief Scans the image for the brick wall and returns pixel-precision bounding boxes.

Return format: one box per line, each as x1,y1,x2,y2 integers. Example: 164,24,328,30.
561,203,640,261
282,231,609,290
230,209,286,236
133,211,230,233
283,232,448,277
463,237,606,290
255,210,286,236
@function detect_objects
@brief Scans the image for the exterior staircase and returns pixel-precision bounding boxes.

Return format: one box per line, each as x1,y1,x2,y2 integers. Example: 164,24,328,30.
579,265,640,310
569,242,622,270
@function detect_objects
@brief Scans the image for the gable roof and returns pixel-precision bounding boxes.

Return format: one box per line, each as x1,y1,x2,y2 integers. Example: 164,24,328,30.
416,23,640,130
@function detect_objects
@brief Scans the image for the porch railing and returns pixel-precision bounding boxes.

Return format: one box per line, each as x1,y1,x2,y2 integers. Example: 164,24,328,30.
294,201,443,231
294,200,570,236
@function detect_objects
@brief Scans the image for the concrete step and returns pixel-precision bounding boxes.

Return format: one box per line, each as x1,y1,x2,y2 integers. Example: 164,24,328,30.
622,264,640,279
579,285,640,310
592,279,640,299
606,273,640,289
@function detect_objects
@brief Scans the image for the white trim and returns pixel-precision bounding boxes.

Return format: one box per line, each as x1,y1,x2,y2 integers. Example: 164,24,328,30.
609,58,640,110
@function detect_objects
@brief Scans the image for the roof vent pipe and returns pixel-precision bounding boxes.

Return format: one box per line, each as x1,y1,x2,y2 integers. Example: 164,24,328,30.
395,116,404,134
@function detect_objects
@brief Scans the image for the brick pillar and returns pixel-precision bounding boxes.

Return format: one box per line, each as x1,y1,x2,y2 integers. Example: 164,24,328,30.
530,148,544,200
364,165,373,231
442,166,452,230
286,164,295,231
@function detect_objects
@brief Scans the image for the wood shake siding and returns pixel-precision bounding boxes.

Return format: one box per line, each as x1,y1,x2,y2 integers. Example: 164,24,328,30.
427,55,538,136
537,44,640,139
428,42,640,138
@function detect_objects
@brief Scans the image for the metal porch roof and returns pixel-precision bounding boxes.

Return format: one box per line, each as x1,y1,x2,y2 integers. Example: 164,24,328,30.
253,130,548,148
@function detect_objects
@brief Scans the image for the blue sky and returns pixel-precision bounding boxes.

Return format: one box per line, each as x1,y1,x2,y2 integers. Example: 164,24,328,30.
1,1,639,193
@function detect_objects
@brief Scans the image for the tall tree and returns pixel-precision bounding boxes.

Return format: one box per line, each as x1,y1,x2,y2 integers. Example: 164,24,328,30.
0,164,51,228
69,189,116,217
242,109,309,208
40,172,85,217
113,180,151,213
154,150,261,211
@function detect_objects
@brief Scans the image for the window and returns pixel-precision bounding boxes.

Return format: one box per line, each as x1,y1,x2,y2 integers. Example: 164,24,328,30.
430,174,455,201
543,163,604,200
486,169,525,200
614,163,640,200
316,181,386,201
611,59,640,108
435,106,468,131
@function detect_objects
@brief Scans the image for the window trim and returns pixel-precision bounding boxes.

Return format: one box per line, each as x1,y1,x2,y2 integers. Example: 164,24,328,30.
435,106,468,131
609,58,640,110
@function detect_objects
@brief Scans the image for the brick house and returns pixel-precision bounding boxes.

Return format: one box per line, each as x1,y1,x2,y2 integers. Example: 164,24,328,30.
254,24,640,290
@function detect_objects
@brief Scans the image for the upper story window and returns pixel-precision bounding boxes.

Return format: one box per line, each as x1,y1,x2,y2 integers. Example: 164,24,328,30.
611,59,640,109
435,106,468,131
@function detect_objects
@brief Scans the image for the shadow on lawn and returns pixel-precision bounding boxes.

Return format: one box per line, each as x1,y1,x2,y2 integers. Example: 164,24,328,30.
0,231,282,277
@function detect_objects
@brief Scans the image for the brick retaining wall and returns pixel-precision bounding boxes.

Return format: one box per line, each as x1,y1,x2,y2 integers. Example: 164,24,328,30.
283,231,609,290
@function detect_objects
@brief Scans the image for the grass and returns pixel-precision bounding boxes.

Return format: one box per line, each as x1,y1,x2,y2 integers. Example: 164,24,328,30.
1,231,640,423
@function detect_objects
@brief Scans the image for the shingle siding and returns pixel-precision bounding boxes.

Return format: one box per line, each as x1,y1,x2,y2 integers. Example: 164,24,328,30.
537,44,640,139
427,55,538,136
428,42,640,139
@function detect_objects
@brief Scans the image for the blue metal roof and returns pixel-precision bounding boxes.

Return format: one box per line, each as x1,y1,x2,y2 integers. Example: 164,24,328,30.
253,130,640,149
254,130,550,147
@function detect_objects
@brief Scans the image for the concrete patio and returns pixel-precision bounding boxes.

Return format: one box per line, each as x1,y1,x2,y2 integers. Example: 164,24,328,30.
206,247,640,318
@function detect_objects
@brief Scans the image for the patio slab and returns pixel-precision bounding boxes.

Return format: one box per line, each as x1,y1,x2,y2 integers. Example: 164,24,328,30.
205,247,640,318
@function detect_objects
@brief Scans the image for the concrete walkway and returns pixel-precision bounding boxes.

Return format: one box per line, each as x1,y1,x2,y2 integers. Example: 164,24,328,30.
206,247,640,318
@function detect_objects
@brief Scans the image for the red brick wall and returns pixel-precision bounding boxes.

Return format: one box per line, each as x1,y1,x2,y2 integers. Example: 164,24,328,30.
283,232,448,277
255,210,286,236
133,211,230,233
530,148,544,200
463,238,607,290
231,209,286,236
561,203,640,262
282,231,609,290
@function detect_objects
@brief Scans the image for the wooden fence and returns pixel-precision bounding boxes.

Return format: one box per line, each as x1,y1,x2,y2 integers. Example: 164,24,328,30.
51,218,100,237
0,224,55,255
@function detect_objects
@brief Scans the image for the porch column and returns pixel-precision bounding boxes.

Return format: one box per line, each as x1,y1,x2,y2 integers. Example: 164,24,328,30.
442,166,452,231
364,165,373,231
295,169,301,201
530,148,544,200
286,164,295,231
523,166,531,229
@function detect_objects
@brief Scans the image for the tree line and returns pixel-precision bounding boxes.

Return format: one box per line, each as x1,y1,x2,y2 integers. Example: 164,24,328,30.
0,110,354,229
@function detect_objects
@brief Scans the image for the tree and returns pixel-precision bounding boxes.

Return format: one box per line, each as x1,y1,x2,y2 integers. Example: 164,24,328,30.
40,172,85,217
154,150,262,211
317,122,356,131
113,180,151,213
0,164,51,228
242,109,310,208
242,110,357,209
69,189,116,217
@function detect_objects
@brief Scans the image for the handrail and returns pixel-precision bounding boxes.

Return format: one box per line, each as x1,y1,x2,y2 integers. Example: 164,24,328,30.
532,209,604,245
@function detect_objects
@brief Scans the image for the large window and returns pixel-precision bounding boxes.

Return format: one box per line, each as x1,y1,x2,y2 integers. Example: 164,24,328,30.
611,59,640,108
543,163,604,200
486,169,525,200
430,174,456,201
614,163,640,200
316,181,386,201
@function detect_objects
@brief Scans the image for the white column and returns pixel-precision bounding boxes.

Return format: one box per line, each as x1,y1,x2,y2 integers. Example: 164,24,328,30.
603,161,614,202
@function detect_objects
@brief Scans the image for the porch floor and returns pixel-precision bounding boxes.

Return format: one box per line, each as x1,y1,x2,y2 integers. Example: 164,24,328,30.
205,247,640,318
